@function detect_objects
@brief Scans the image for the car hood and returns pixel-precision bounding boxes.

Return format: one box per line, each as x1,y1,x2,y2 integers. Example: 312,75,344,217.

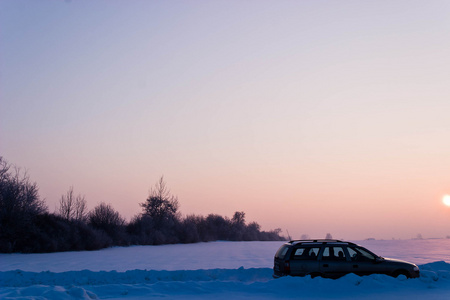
382,257,416,266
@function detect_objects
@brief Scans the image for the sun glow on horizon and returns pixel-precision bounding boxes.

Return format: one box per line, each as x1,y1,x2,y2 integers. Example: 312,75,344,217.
443,195,450,207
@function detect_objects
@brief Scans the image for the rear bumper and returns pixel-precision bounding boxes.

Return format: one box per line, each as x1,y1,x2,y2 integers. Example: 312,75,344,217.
273,269,286,278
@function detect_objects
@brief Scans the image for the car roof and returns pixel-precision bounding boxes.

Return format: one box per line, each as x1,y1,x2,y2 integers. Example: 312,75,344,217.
287,239,357,246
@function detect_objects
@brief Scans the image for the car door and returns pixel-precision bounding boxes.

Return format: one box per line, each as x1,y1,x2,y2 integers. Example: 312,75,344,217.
319,246,351,278
347,246,378,276
289,246,321,276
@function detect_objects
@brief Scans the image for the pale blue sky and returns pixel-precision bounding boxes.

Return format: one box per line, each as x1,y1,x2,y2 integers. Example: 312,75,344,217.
1,0,450,239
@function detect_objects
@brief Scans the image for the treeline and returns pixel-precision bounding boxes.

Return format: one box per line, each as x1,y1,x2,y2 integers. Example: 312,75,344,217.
0,157,285,253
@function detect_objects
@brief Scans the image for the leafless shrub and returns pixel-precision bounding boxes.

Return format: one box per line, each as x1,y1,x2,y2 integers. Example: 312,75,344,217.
58,186,87,222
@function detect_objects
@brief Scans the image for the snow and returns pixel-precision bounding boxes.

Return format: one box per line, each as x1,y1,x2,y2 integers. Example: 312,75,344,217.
1,239,450,299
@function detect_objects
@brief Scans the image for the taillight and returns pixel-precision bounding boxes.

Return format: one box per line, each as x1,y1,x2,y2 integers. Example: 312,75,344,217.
284,261,290,274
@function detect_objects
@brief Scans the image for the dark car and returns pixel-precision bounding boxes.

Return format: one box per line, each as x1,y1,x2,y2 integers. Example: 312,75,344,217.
273,239,420,279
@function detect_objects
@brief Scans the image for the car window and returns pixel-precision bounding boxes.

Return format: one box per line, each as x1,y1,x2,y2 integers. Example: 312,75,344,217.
348,246,376,261
323,247,330,258
308,247,320,260
294,248,305,256
322,246,346,261
347,247,358,259
275,245,290,259
335,247,346,260
291,247,320,260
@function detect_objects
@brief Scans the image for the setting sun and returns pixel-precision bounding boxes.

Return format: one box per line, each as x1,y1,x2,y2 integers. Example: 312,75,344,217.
443,195,450,207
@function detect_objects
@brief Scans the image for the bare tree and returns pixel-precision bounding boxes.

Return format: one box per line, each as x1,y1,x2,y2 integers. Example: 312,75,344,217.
0,157,47,251
58,186,87,222
232,211,246,226
74,195,87,222
0,157,47,219
0,157,10,180
58,187,74,220
140,176,179,226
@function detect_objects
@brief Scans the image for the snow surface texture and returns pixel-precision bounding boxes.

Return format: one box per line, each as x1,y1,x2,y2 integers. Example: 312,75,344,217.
1,239,450,299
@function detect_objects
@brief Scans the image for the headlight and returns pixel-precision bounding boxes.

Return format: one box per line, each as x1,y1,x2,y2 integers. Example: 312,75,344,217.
413,265,419,271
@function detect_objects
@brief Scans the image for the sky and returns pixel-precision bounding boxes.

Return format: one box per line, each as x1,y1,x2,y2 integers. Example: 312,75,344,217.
1,0,450,240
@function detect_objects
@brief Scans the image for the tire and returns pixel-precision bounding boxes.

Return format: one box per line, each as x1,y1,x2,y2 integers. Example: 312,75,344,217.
392,270,410,279
309,272,322,279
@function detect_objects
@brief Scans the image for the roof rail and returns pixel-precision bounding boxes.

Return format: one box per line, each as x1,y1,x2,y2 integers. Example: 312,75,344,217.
288,239,346,243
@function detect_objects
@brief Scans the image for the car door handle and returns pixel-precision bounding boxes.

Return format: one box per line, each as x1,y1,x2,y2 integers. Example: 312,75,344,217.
353,265,358,268
323,264,329,267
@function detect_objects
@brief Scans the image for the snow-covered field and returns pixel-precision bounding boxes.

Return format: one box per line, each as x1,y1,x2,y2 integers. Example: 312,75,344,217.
1,239,450,299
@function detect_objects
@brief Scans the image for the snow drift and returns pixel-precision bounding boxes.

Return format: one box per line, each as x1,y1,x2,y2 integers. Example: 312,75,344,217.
1,240,450,299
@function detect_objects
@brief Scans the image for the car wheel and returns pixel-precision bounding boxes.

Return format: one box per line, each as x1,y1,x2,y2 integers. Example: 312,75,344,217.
309,272,322,278
392,270,409,279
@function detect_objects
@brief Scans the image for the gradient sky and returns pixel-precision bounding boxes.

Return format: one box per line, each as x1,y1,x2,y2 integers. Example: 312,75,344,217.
1,0,450,240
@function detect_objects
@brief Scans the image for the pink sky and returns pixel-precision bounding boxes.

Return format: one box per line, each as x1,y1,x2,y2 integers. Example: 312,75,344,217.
1,0,450,240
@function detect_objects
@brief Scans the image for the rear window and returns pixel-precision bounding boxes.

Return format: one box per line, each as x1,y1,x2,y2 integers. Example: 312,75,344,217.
275,245,290,259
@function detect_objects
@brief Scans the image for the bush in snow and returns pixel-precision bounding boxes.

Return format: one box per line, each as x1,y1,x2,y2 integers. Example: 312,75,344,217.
89,202,128,246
